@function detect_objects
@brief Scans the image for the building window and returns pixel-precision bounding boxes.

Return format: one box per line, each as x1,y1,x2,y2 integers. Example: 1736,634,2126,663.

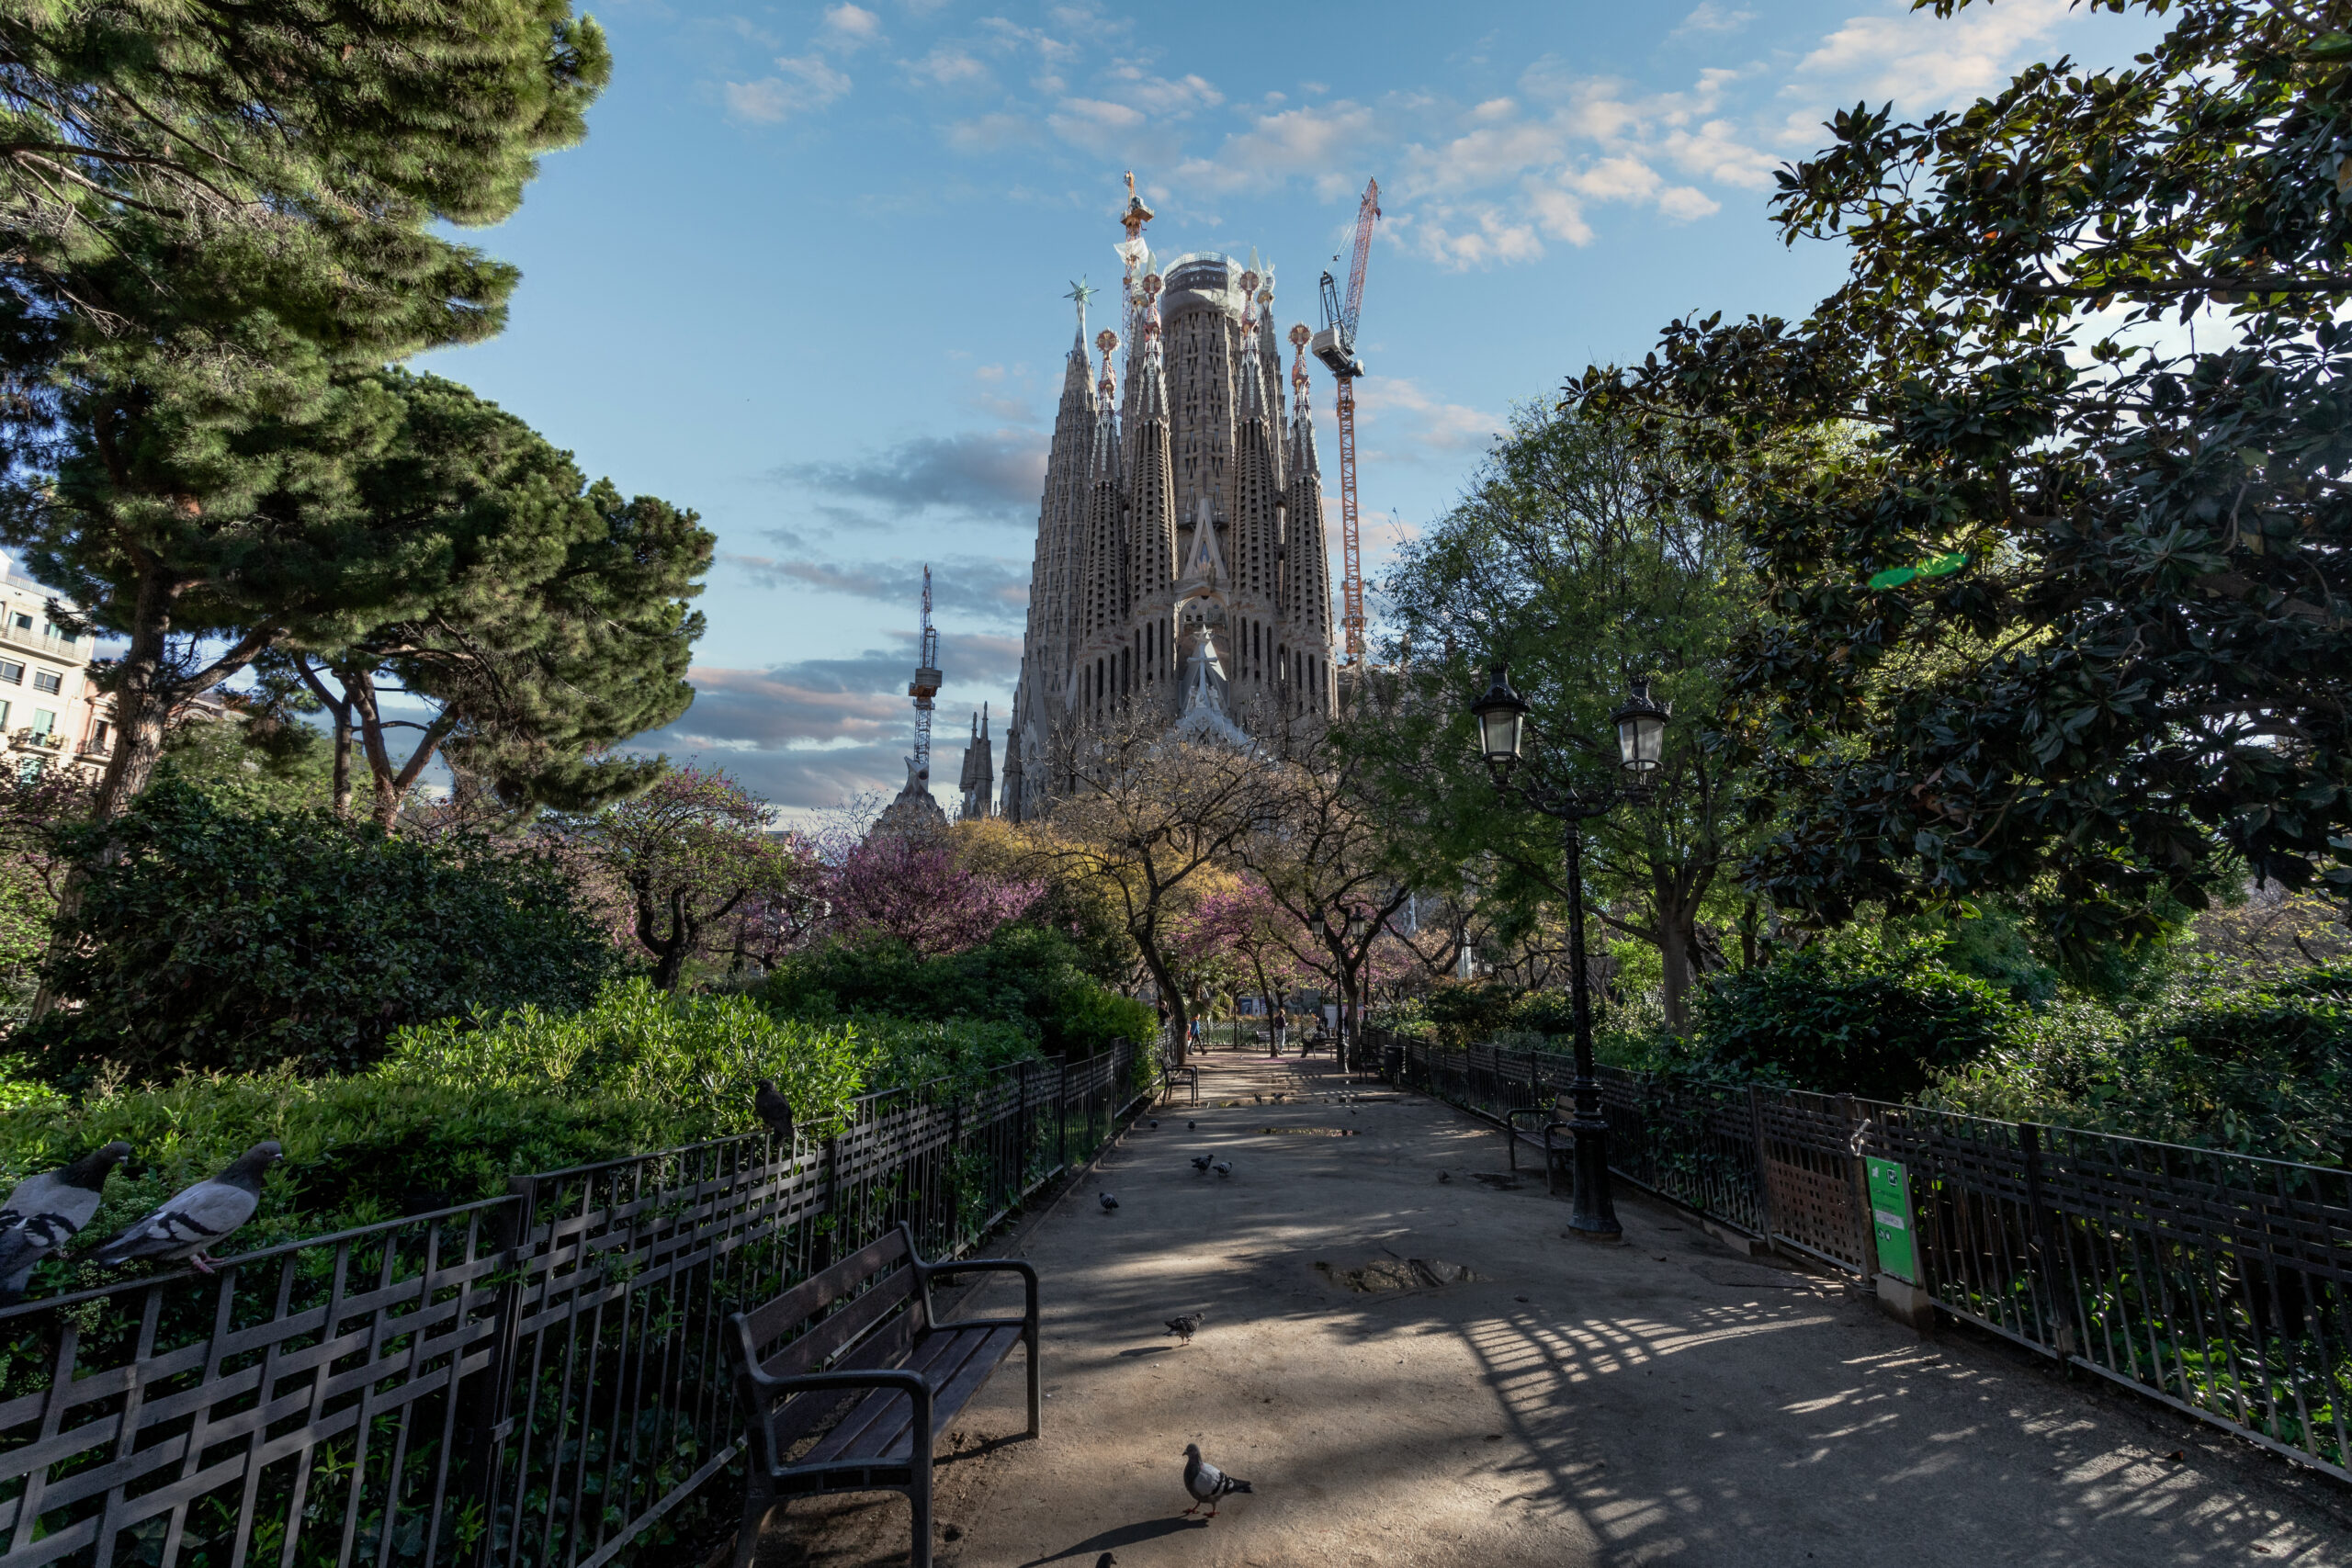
29,708,53,736
0,661,19,684
10,614,27,631
0,701,11,731
91,720,107,750
31,670,60,694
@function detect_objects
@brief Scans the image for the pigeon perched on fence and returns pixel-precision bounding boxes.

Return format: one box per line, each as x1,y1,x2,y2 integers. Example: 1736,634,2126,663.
1164,1311,1204,1344
754,1080,795,1144
92,1143,281,1275
1182,1443,1252,1517
1100,1191,1119,1213
0,1142,132,1302
1213,1161,1232,1179
1190,1155,1213,1173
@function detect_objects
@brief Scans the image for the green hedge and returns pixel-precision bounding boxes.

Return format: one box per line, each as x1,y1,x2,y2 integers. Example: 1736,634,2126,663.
24,777,620,1084
758,924,1155,1058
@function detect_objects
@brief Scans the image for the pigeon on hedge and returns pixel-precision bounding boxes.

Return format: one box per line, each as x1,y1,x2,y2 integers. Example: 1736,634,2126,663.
754,1080,795,1144
1100,1191,1120,1213
1182,1443,1252,1517
92,1142,281,1275
1190,1155,1213,1174
1164,1311,1204,1344
0,1142,132,1302
1214,1161,1232,1179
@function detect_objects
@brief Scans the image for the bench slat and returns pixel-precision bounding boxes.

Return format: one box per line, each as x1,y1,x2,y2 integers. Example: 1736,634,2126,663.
798,1326,1022,1466
739,1230,912,1355
762,1302,935,1451
756,1263,919,1385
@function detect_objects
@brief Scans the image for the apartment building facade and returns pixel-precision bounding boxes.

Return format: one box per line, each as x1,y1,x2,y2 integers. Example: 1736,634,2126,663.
0,557,110,777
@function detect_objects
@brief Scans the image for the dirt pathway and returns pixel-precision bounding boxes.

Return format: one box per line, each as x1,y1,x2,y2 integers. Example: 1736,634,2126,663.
757,1049,2352,1567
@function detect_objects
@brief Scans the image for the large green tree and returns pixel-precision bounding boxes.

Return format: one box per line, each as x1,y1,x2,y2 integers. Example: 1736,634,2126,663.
0,0,610,826
1574,0,2352,952
259,371,709,827
1360,405,1774,1029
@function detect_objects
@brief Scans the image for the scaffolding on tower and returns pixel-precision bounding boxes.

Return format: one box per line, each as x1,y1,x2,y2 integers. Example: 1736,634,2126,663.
1311,177,1381,665
909,565,942,784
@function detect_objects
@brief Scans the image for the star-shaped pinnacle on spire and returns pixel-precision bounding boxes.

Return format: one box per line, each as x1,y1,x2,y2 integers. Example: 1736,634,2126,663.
1065,277,1097,352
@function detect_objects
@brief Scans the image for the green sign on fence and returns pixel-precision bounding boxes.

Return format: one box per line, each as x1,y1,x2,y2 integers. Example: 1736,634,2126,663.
1866,1156,1917,1282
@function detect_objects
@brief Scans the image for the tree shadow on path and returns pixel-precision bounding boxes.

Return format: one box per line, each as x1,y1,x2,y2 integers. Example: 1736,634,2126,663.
1015,1515,1210,1566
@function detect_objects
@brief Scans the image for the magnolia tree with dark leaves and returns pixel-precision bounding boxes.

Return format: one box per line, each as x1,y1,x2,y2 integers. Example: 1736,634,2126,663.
1572,0,2352,954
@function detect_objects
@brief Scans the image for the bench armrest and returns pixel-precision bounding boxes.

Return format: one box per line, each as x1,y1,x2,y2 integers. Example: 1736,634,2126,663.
916,1257,1039,1331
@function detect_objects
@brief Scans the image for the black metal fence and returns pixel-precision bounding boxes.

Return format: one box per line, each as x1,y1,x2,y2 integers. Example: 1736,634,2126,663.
1373,1029,2352,1484
0,1044,1150,1568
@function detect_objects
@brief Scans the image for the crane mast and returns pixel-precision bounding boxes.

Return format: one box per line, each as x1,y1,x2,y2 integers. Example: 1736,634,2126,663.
1311,178,1380,664
909,564,942,786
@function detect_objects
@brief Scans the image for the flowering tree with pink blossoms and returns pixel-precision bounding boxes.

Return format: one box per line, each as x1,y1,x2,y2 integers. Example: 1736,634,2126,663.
820,829,1043,959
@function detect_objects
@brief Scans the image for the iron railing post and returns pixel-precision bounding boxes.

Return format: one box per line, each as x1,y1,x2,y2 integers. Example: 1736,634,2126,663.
1747,1082,1776,1246
465,1176,537,1568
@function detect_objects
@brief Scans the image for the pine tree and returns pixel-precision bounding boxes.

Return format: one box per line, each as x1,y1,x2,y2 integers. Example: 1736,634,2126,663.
261,371,709,827
0,0,612,825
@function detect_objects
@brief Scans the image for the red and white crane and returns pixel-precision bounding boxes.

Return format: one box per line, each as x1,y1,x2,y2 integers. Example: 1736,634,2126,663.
1309,177,1381,665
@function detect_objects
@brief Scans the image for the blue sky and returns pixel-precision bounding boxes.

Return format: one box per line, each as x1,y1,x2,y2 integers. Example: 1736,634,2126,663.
410,0,2154,812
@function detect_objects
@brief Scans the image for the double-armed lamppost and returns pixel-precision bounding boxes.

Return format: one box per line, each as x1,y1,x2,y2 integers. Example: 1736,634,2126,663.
1467,664,1670,1243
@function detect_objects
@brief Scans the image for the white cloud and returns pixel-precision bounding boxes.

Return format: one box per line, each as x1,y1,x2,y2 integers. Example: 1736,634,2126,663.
724,56,851,123
1796,0,2071,110
947,112,1041,152
908,46,990,87
820,5,880,51
1671,2,1755,39
1352,376,1505,456
1171,103,1378,197
1103,65,1222,115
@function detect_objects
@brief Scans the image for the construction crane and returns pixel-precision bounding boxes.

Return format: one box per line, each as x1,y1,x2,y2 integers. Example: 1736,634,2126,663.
908,564,942,787
1310,176,1381,664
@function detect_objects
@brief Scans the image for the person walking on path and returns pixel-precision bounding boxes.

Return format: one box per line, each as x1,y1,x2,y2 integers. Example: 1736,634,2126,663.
1271,1006,1288,1055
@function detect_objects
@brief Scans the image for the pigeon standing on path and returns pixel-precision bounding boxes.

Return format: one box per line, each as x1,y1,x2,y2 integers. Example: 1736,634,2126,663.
1214,1160,1232,1179
1182,1443,1253,1517
1190,1155,1213,1173
754,1080,795,1145
0,1142,132,1301
1100,1191,1119,1213
92,1143,281,1275
1164,1311,1204,1344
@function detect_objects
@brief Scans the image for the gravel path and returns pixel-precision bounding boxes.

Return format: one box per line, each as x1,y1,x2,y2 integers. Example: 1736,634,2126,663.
754,1050,2352,1567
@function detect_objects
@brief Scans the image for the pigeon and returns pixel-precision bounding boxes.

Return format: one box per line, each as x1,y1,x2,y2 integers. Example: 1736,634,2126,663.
92,1142,281,1275
1182,1443,1253,1517
1148,1119,1159,1128
1190,1155,1214,1173
1439,1171,1452,1183
1214,1161,1232,1179
0,1142,132,1301
1165,1311,1204,1344
1100,1191,1120,1213
1096,1556,1117,1568
1187,1121,1196,1130
754,1079,795,1144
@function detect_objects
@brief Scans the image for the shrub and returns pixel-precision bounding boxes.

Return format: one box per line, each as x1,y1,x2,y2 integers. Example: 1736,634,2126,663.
1929,963,2352,1167
758,924,1153,1057
383,976,879,1134
26,777,621,1083
1691,931,2025,1101
0,1071,673,1296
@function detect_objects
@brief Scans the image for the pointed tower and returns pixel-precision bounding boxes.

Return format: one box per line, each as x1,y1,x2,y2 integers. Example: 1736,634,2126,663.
1283,321,1335,719
1005,176,1335,803
958,704,995,820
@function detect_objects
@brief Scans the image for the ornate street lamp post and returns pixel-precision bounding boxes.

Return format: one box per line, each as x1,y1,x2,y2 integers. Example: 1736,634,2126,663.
1467,663,1670,1243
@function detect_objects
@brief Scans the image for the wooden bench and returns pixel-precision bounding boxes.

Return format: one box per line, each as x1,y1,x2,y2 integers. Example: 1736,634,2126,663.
723,1224,1040,1568
1158,1041,1200,1105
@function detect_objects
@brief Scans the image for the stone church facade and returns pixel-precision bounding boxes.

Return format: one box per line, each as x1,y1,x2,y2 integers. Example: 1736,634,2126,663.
1001,241,1337,821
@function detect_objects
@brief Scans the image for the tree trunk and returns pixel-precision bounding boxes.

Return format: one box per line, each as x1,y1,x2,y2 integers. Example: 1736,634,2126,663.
1136,931,1188,1063
295,661,356,817
1657,901,1696,1035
